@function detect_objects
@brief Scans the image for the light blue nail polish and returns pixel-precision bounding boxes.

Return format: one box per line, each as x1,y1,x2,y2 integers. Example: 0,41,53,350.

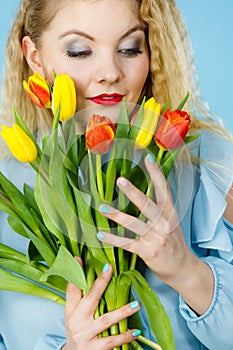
102,263,109,273
99,204,109,214
133,329,141,337
147,153,155,163
130,300,140,309
97,232,105,240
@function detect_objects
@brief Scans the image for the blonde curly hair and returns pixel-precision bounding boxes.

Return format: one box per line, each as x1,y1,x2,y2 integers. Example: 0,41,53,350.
0,0,232,148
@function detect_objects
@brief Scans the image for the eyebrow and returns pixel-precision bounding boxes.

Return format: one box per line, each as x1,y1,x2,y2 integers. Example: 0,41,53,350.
58,24,145,41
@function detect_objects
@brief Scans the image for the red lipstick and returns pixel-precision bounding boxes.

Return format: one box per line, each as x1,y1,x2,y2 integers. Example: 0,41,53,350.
90,93,124,106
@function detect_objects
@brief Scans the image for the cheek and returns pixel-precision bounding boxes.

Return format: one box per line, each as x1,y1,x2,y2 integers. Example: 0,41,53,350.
130,59,149,94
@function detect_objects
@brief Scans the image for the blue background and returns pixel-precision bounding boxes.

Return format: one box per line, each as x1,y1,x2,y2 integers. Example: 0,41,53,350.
0,1,232,130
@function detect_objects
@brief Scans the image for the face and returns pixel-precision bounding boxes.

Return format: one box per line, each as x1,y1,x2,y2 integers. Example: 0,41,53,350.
34,0,149,121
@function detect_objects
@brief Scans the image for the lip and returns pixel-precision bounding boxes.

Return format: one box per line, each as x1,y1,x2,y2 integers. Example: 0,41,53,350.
89,93,124,106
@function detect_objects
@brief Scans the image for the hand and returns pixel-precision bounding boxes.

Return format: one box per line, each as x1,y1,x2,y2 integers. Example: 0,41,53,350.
97,156,214,316
98,155,191,284
63,262,142,350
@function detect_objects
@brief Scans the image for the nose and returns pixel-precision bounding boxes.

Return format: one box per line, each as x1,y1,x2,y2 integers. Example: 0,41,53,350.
95,51,123,84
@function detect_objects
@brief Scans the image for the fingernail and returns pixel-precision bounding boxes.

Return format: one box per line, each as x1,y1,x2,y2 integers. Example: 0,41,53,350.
130,300,140,309
118,177,128,186
99,204,109,214
102,263,109,273
133,329,141,337
147,153,155,163
97,232,105,240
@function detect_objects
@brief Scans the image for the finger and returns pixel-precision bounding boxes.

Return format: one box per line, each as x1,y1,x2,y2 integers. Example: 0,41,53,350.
116,176,161,223
97,231,141,255
65,257,83,315
92,301,141,347
78,263,113,317
145,154,173,208
93,329,142,350
99,204,149,236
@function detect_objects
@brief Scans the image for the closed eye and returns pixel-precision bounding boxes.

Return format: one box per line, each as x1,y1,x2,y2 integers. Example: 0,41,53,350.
65,50,92,59
118,48,143,57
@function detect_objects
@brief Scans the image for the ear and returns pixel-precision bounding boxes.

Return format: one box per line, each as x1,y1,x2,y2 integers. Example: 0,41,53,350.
22,36,44,74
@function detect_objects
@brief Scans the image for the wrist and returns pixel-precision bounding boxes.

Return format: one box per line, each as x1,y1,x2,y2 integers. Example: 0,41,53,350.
166,253,214,315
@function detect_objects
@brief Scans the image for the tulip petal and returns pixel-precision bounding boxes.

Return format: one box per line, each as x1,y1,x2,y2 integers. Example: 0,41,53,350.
135,97,160,148
52,73,76,122
86,114,116,154
0,124,37,162
155,110,190,150
23,81,44,108
23,73,51,109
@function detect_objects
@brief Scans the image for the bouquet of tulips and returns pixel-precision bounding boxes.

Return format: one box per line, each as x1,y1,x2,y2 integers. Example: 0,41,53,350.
0,72,198,350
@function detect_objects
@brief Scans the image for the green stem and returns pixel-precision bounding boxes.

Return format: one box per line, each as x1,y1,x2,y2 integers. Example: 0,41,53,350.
96,154,104,199
111,323,120,350
32,161,50,185
129,253,137,270
98,298,109,338
52,103,61,133
119,320,129,350
156,148,164,164
137,335,163,350
129,340,144,349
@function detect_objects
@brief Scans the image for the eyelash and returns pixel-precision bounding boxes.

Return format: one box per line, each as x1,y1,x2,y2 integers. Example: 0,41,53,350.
65,47,143,59
65,50,92,59
118,48,143,57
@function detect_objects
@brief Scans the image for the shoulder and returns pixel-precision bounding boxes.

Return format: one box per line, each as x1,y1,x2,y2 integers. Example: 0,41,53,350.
191,130,233,192
190,130,233,260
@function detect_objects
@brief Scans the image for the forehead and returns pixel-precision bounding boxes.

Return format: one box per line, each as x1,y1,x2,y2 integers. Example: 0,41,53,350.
46,0,140,36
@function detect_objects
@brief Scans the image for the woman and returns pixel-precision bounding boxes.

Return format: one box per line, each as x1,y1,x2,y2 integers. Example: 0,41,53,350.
1,0,233,349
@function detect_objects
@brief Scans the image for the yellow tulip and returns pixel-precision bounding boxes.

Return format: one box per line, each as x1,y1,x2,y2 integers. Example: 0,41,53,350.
135,97,161,148
52,73,76,122
0,124,37,162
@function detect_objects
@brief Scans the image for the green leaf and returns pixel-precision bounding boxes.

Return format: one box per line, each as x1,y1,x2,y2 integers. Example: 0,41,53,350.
52,102,61,132
27,240,44,263
105,145,117,202
128,97,146,141
23,183,40,215
0,243,25,262
40,245,87,290
122,270,175,350
34,175,66,245
161,100,171,115
24,225,56,266
7,215,28,238
48,131,79,255
0,267,65,306
0,257,45,284
62,117,79,168
0,193,31,239
161,149,179,179
68,176,108,275
176,91,189,110
88,154,117,271
115,99,130,139
0,172,42,237
184,133,201,145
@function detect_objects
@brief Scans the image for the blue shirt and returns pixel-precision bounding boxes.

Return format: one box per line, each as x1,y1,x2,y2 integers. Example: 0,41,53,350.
1,130,233,349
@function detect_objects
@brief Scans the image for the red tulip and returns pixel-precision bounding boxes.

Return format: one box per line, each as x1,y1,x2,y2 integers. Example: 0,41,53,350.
23,73,51,108
155,110,190,150
86,114,116,154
